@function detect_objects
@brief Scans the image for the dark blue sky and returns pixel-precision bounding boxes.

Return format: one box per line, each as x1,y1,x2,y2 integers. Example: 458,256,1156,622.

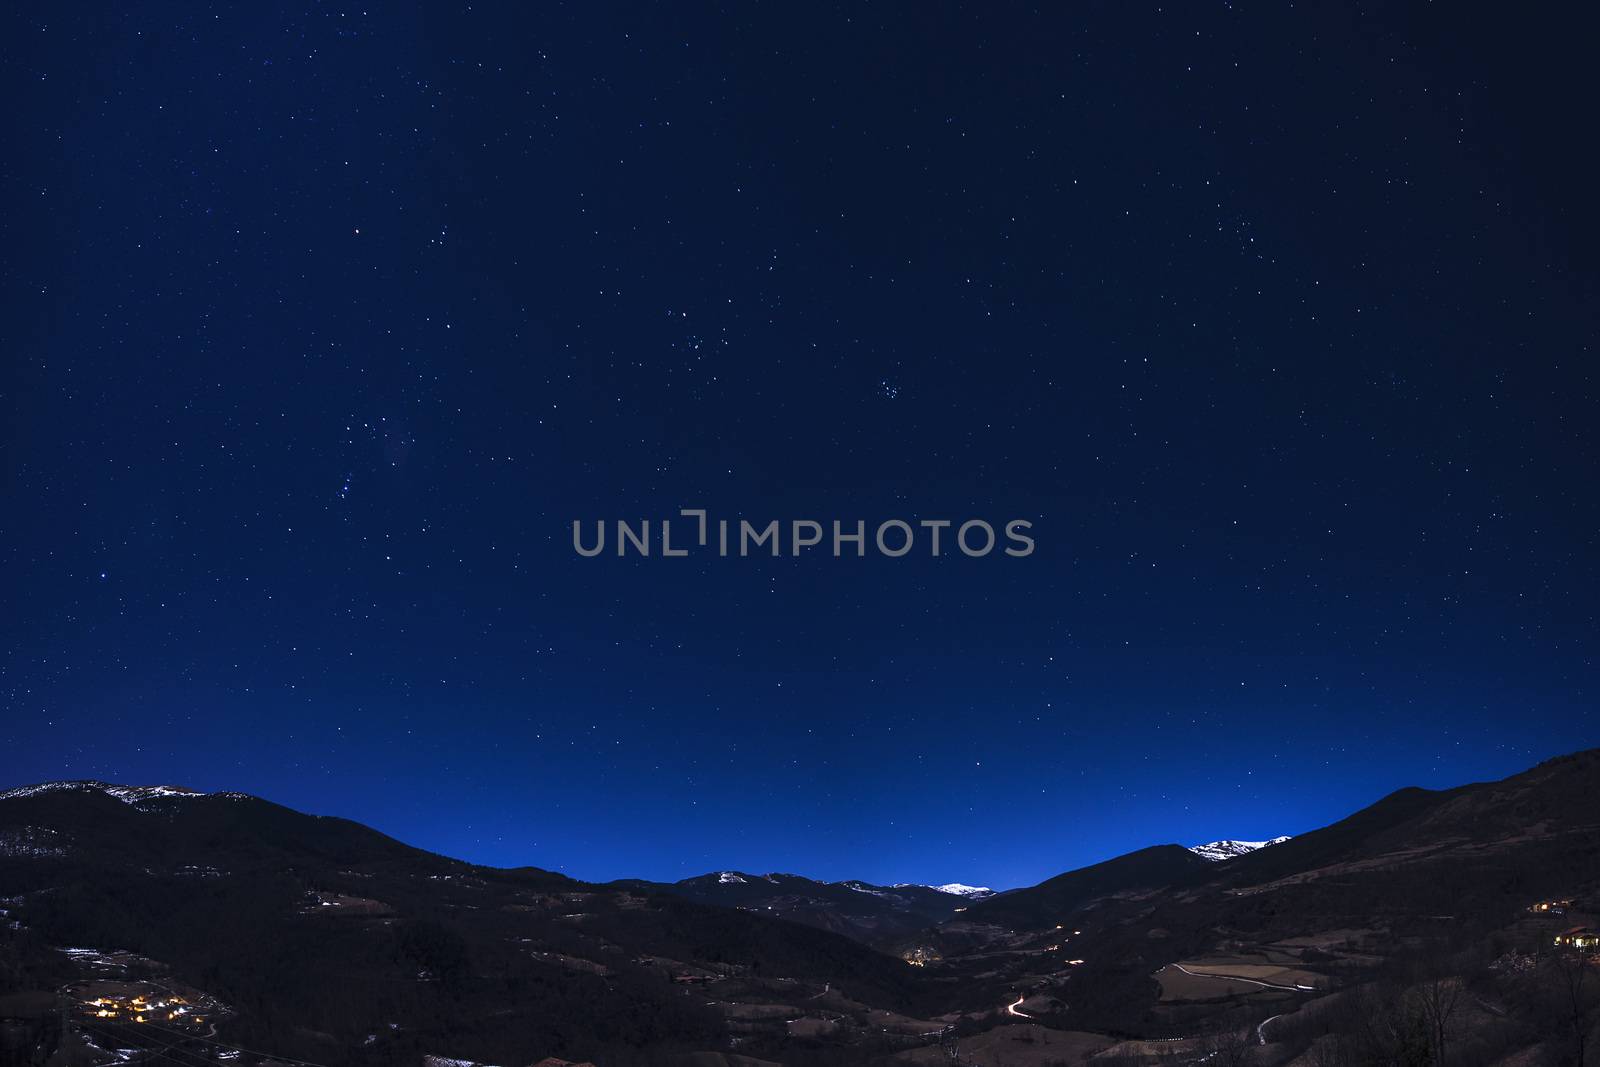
3,3,1597,890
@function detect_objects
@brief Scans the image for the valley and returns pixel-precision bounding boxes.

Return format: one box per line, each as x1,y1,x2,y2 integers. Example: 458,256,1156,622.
3,751,1599,1067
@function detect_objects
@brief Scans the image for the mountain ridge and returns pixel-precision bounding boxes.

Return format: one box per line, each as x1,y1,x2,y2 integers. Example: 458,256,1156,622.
1,782,995,902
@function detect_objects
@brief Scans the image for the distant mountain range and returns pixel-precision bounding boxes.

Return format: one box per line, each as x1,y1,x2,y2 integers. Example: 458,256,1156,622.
0,779,1234,898
3,751,1600,1066
608,871,994,948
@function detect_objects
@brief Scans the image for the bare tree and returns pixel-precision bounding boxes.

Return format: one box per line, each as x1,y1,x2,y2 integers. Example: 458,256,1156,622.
1414,976,1466,1067
1350,982,1431,1067
1545,949,1597,1067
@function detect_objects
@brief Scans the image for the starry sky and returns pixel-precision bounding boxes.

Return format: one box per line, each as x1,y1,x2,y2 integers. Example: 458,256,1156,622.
3,4,1597,890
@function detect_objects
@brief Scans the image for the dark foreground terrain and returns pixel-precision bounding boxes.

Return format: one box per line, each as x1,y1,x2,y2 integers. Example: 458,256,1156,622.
3,751,1599,1067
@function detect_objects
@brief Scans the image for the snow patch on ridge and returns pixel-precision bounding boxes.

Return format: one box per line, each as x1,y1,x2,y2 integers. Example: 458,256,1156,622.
0,781,235,805
1189,836,1291,861
928,883,994,898
889,882,994,898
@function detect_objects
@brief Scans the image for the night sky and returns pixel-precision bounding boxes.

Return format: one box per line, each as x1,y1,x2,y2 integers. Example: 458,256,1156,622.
4,4,1597,891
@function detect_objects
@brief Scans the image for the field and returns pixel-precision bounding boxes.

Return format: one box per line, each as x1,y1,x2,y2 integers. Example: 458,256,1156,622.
1155,965,1266,1001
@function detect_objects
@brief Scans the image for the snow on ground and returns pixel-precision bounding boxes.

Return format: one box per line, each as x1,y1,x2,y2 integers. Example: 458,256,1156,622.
0,781,201,803
0,827,67,857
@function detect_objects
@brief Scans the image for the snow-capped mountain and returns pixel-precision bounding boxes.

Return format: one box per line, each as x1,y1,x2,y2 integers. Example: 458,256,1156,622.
911,882,994,899
1188,836,1291,861
0,780,218,804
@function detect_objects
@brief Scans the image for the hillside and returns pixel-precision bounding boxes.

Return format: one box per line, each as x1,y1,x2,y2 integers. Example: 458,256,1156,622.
896,749,1600,1048
959,844,1215,931
0,783,936,1067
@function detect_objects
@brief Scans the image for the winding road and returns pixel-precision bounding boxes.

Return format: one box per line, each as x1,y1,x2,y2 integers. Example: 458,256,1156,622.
1169,962,1314,993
